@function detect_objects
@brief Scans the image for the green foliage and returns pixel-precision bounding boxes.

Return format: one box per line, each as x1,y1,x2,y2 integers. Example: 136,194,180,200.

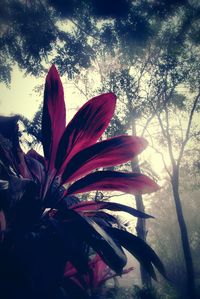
1,0,200,85
132,285,163,299
92,285,166,299
0,0,57,77
20,108,42,146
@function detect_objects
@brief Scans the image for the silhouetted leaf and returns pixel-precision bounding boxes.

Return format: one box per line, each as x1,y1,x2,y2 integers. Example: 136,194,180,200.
67,171,160,196
42,65,66,171
56,93,116,173
105,227,167,280
71,200,153,219
57,208,127,274
62,135,147,183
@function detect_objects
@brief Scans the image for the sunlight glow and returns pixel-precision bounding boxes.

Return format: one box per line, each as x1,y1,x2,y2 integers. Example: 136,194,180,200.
0,64,167,180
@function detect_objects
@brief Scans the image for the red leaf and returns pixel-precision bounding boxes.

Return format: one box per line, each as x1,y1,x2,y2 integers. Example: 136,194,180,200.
67,171,160,196
26,149,46,167
62,135,147,183
89,255,110,288
25,155,45,185
64,262,79,278
106,227,167,280
17,150,32,179
42,65,66,171
65,254,134,289
55,93,116,173
71,200,153,218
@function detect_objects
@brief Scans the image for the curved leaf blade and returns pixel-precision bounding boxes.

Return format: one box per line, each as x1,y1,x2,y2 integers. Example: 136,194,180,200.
59,208,127,274
71,200,153,219
105,227,167,280
62,135,147,183
42,65,66,170
56,93,116,173
25,155,45,185
67,171,160,196
26,149,46,167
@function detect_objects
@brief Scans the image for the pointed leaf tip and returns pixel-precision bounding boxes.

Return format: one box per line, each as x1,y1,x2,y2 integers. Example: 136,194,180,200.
71,200,154,219
67,171,160,196
47,64,59,77
42,65,66,171
55,92,117,172
61,135,150,184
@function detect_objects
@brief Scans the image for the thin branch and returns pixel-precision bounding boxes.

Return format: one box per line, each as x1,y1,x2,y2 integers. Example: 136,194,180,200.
72,81,88,98
177,111,184,143
138,123,154,146
177,88,200,167
141,114,155,137
164,105,176,168
149,144,172,178
103,193,127,200
69,19,102,44
150,96,176,174
141,117,171,177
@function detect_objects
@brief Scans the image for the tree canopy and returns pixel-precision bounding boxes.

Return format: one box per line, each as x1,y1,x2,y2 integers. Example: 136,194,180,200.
1,0,200,85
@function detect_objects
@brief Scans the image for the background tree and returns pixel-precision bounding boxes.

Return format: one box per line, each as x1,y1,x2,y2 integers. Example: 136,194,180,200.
2,0,200,85
148,157,200,298
143,31,200,298
1,1,200,297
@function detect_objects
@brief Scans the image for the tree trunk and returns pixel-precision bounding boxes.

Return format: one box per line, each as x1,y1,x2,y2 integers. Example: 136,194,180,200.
171,167,196,299
136,194,152,287
131,121,152,287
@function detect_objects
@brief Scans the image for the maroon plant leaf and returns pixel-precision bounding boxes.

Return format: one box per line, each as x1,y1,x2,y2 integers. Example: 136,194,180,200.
42,65,66,171
55,93,116,173
61,135,147,183
105,227,167,280
25,155,45,185
65,253,134,290
57,208,127,274
64,262,79,278
17,153,32,179
66,171,160,196
48,216,91,277
26,149,46,167
83,255,110,289
91,256,111,288
71,200,153,219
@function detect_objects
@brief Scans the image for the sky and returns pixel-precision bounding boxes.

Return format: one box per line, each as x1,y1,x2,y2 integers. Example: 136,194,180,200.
0,64,166,184
0,66,42,118
0,64,87,120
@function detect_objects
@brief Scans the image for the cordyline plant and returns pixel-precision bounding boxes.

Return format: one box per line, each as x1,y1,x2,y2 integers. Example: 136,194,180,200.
0,65,166,299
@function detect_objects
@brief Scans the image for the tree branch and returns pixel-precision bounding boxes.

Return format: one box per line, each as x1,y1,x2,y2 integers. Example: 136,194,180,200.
149,144,172,178
177,88,200,167
164,105,176,168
